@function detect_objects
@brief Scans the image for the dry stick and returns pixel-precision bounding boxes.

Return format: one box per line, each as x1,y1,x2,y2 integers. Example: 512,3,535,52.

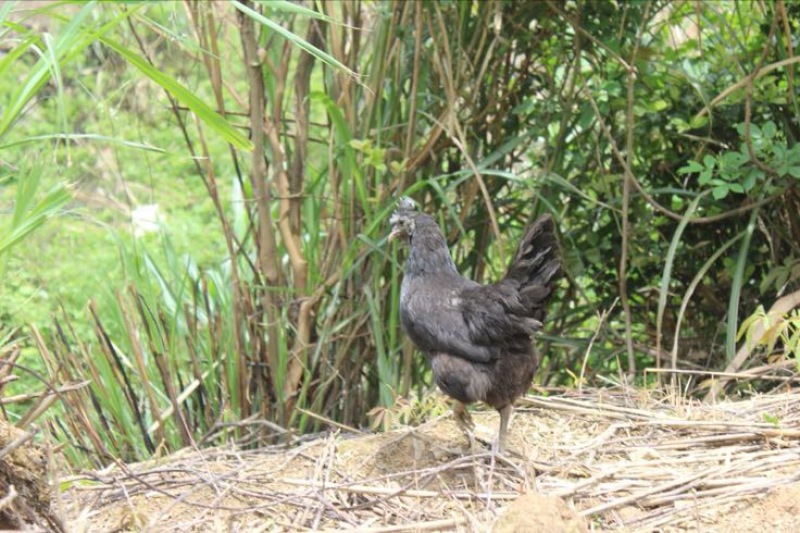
0,344,21,384
294,407,364,435
578,300,617,393
635,418,800,433
579,460,733,517
694,57,800,121
330,516,467,533
550,469,618,498
442,481,485,532
0,380,89,405
519,400,639,422
94,461,261,513
346,454,516,509
310,434,348,529
642,471,800,507
282,479,519,502
330,441,506,493
403,2,423,162
521,395,656,420
633,470,800,530
776,0,797,109
565,422,632,453
426,5,504,262
0,427,37,462
621,0,653,379
65,388,800,529
627,491,748,530
648,365,800,383
340,453,522,512
199,417,294,447
302,438,328,529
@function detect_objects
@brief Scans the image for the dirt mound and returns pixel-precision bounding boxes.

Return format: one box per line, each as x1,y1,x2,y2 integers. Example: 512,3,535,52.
495,493,587,533
0,420,62,530
60,389,800,531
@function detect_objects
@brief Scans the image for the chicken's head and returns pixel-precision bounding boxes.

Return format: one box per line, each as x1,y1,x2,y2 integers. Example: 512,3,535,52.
389,197,417,242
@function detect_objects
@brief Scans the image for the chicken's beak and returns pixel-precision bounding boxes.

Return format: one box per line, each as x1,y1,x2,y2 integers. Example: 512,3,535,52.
388,227,402,242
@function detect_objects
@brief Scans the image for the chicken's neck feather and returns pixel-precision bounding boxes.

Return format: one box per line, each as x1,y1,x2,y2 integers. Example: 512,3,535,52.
405,223,459,278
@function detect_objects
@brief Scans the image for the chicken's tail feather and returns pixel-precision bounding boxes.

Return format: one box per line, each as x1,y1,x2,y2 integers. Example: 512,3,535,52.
504,214,562,322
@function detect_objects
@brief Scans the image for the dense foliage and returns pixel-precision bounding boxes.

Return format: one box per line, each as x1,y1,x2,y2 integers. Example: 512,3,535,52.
1,1,798,465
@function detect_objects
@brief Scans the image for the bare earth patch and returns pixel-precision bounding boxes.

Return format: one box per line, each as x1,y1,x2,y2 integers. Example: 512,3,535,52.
59,389,800,531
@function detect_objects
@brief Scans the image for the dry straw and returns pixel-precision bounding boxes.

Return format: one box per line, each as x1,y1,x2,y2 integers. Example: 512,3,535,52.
62,388,800,531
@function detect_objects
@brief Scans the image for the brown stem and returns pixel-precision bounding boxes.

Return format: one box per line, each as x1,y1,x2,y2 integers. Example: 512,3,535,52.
618,1,652,379
239,1,282,419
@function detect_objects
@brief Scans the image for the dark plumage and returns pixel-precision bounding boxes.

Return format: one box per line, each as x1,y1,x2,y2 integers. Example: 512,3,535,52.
389,200,561,452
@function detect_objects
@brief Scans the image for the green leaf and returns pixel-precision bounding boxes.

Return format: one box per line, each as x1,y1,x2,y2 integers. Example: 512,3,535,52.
762,121,777,139
389,160,406,174
712,186,729,200
0,133,166,152
678,160,703,174
650,99,669,112
727,208,760,362
99,37,253,151
349,139,371,151
0,167,72,258
657,192,705,356
233,1,356,78
742,172,756,191
690,114,708,129
786,144,800,164
256,0,339,22
0,1,101,142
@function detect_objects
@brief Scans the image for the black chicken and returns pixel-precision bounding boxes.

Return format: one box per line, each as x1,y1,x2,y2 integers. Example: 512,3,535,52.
389,199,561,452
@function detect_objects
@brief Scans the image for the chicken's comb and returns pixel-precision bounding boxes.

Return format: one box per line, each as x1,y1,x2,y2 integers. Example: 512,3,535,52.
396,196,416,211
390,197,416,226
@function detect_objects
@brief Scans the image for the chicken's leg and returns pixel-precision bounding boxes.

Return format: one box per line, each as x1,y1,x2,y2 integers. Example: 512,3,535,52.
496,404,513,454
453,401,477,451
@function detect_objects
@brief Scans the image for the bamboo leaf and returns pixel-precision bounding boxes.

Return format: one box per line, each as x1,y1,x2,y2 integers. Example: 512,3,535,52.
0,133,166,152
0,179,71,258
0,1,98,140
99,36,254,151
232,1,356,77
255,0,340,23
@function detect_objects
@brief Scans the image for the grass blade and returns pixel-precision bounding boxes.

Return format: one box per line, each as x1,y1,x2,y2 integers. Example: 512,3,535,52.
671,232,745,370
726,207,760,362
656,192,706,367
